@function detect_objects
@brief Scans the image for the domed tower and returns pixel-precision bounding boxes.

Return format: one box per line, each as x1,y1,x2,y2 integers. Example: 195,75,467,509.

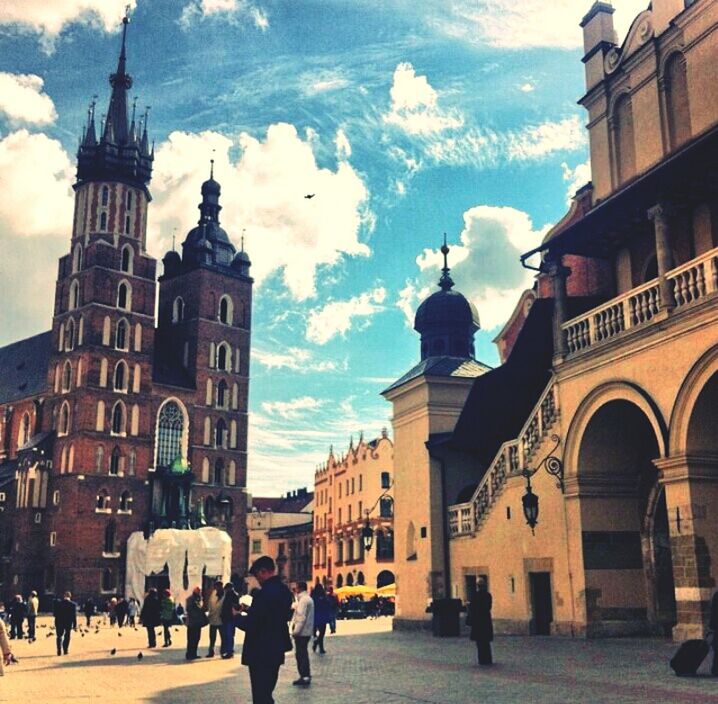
414,238,480,360
155,162,253,571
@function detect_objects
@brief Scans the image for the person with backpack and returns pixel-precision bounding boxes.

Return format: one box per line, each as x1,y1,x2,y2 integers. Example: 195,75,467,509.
140,588,162,649
160,589,175,647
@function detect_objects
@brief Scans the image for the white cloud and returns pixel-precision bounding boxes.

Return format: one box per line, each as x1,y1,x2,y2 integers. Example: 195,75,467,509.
400,206,547,331
254,346,346,373
519,82,535,93
0,1,135,51
0,73,57,125
262,396,324,419
506,115,585,160
179,0,269,30
429,0,650,50
0,130,75,344
302,71,350,96
150,124,371,301
562,160,591,205
0,130,74,238
306,287,387,345
335,128,352,159
383,62,463,136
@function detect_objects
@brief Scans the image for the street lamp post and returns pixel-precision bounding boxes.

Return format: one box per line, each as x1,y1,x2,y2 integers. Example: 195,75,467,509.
520,434,564,534
361,481,394,552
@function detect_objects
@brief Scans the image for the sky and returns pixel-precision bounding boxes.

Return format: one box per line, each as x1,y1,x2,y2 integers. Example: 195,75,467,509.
0,0,649,495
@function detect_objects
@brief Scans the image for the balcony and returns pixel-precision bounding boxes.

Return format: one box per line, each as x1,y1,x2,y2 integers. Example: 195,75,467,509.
563,246,718,357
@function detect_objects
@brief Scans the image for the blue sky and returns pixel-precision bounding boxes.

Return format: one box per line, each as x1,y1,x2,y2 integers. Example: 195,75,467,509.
0,0,647,494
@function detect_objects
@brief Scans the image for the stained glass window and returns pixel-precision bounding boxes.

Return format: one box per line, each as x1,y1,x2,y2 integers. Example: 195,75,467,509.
157,401,184,468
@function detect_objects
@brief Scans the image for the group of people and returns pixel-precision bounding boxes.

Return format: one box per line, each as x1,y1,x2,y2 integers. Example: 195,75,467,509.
0,592,40,642
138,581,241,659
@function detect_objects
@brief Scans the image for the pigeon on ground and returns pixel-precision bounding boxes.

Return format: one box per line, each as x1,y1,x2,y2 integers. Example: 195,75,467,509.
137,652,143,660
110,648,117,655
118,632,122,637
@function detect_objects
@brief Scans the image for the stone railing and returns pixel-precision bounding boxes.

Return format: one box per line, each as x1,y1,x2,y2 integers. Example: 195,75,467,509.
448,379,559,537
563,246,718,356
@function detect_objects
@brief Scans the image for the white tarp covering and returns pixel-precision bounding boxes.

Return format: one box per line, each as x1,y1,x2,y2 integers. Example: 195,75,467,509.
125,528,232,605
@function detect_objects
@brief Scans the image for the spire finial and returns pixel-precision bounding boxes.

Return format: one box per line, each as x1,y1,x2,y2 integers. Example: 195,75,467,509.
210,158,214,180
131,96,138,123
438,233,454,291
241,228,246,252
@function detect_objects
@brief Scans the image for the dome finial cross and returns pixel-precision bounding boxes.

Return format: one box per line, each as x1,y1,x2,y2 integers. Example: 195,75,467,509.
438,233,454,291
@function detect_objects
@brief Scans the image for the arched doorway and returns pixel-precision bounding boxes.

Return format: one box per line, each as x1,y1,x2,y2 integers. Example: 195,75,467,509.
377,570,394,588
575,398,673,635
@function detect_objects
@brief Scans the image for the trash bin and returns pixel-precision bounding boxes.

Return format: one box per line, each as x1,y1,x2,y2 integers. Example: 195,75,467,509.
430,598,462,637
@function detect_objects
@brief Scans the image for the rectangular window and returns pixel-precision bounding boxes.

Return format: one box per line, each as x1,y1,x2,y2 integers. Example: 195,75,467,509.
381,472,391,489
351,478,355,494
348,505,352,522
359,501,362,517
339,484,342,498
359,475,362,492
252,539,262,554
125,215,131,234
50,532,57,547
338,508,342,524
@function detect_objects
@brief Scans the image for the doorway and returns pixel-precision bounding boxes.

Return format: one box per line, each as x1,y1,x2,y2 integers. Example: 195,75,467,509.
529,572,553,635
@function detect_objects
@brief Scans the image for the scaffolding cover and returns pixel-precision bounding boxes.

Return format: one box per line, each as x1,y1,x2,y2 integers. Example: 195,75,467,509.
125,528,232,605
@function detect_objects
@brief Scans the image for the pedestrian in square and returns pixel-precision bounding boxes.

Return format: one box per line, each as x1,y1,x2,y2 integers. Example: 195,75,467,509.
140,588,161,649
82,598,95,628
326,586,339,634
185,586,207,661
292,581,314,686
0,618,14,677
311,584,329,654
467,578,493,666
206,581,224,657
27,591,39,642
220,582,239,658
8,595,26,640
127,597,139,627
53,591,77,656
236,556,294,704
160,589,175,647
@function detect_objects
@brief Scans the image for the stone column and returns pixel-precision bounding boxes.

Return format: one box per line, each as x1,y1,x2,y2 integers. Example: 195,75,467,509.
647,204,676,311
655,455,718,640
547,256,571,363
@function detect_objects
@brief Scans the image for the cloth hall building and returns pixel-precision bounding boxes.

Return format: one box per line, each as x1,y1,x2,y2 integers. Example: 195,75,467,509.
386,0,718,641
0,18,252,604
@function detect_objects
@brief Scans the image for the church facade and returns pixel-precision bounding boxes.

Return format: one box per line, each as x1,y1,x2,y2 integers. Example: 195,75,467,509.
0,18,252,605
387,0,718,641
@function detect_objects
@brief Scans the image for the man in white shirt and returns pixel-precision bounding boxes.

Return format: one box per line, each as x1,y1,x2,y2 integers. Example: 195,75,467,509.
292,582,314,687
27,591,39,642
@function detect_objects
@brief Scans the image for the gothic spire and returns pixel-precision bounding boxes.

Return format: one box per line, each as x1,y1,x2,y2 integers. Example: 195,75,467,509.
105,11,133,145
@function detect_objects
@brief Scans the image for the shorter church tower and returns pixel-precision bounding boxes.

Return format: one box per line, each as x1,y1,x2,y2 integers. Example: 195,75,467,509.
383,241,489,628
156,166,252,572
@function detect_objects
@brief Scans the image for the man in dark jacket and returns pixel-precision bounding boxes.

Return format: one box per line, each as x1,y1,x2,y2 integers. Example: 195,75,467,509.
467,578,494,665
8,595,27,640
220,582,239,658
53,591,78,656
140,588,162,648
185,586,207,660
236,556,294,704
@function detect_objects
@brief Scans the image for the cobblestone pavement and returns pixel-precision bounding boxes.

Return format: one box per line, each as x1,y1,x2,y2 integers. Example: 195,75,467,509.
4,616,718,703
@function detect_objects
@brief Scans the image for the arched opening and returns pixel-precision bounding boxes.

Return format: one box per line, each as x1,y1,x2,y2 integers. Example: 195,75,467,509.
216,380,228,409
109,446,121,476
346,573,354,587
69,280,80,311
205,496,216,523
102,568,114,592
95,445,105,473
72,244,82,274
121,245,133,274
214,458,224,486
665,52,691,150
576,399,673,634
119,490,131,511
62,361,72,392
117,281,131,310
96,490,110,510
685,372,718,455
336,574,343,588
104,521,116,553
19,413,31,447
215,418,228,449
111,402,126,435
100,211,108,230
113,361,128,392
219,295,233,325
65,318,75,351
357,571,365,586
217,343,230,371
613,94,636,185
172,297,184,323
58,402,71,436
101,185,109,207
377,570,395,588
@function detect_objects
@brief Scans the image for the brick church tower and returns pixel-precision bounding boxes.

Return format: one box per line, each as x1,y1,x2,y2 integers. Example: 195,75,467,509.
0,14,252,601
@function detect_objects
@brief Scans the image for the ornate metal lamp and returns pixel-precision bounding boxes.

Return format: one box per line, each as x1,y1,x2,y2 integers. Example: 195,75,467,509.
520,434,564,534
361,515,374,551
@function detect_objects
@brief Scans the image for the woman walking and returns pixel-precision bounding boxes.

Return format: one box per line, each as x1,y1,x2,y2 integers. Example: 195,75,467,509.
160,589,175,647
467,578,494,665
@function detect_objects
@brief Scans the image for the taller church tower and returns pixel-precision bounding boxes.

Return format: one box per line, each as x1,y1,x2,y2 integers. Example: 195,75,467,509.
43,14,158,596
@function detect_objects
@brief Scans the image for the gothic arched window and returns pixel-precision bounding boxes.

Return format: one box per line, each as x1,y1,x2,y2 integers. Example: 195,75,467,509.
113,361,128,392
101,185,109,207
96,490,110,510
58,402,71,436
111,402,126,435
117,281,131,311
109,447,121,476
19,413,31,447
216,380,228,409
217,343,231,371
119,490,131,511
104,521,116,554
102,568,114,592
219,295,233,325
72,244,82,274
214,458,224,486
172,297,184,323
62,360,72,392
95,445,105,473
156,400,186,468
100,211,107,230
215,418,228,449
69,280,80,311
121,245,133,274
115,319,128,350
65,318,75,351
